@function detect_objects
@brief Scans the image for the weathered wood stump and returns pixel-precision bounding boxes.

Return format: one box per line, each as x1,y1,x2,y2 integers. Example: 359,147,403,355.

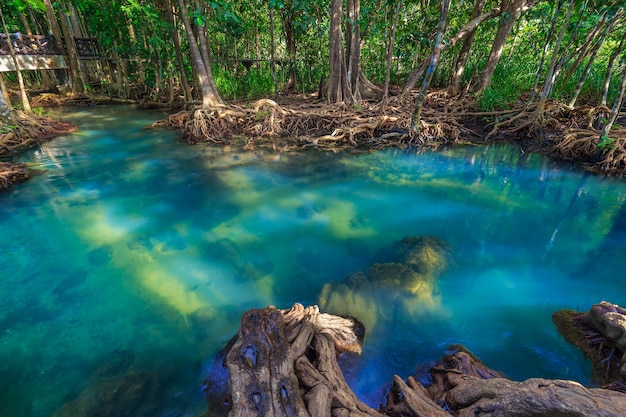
208,303,626,417
383,344,626,417
220,303,377,417
553,300,626,387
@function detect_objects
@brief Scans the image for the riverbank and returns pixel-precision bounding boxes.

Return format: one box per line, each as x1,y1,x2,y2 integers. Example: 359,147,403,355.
3,91,624,192
0,110,78,191
151,91,626,175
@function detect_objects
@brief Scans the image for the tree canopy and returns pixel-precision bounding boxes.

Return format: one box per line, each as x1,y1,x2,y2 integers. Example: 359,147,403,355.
1,0,625,170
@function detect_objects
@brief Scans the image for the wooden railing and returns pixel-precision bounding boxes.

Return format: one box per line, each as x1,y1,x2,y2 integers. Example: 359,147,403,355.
0,33,100,58
0,33,62,56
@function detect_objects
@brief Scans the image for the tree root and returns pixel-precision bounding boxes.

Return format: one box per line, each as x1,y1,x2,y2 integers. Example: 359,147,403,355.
206,304,626,417
0,161,30,191
0,111,78,157
553,126,626,172
152,94,479,152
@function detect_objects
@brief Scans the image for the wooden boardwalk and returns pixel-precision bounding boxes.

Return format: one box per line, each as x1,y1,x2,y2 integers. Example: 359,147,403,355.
0,33,100,72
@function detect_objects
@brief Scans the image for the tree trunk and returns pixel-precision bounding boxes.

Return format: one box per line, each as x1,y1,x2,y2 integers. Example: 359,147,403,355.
327,0,351,104
536,0,576,113
176,0,222,108
164,0,192,102
601,33,625,106
383,0,402,99
529,0,564,103
281,7,298,92
345,0,361,102
56,1,86,94
0,75,14,126
269,5,278,96
476,0,527,95
411,0,450,132
568,16,615,108
42,0,69,87
0,10,32,113
401,4,503,97
449,0,487,95
19,10,55,90
600,64,626,141
207,303,626,417
559,12,607,89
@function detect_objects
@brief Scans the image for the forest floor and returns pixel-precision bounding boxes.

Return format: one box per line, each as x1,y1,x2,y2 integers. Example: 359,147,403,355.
2,89,625,191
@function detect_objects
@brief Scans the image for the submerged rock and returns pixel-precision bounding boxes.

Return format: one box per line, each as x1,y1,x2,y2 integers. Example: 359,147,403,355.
54,350,164,417
319,236,450,329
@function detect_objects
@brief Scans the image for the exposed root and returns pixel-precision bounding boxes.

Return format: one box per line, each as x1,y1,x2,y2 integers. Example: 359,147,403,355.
0,111,78,157
153,93,478,152
554,126,626,172
0,161,30,191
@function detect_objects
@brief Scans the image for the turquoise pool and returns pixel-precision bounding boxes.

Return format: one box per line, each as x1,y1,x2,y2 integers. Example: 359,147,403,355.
1,105,625,416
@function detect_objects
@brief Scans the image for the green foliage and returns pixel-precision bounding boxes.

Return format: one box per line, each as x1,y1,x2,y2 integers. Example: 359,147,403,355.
12,0,45,12
32,106,47,116
210,1,246,38
597,135,615,150
2,0,625,109
214,66,275,100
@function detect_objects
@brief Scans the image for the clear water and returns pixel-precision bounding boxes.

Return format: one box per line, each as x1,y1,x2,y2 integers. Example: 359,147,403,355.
1,105,625,416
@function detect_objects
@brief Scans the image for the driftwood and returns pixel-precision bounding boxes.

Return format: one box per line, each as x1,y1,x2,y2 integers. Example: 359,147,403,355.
553,301,626,387
207,304,626,417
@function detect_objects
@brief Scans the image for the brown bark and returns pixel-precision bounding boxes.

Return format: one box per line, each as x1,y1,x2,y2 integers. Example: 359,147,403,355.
216,304,376,417
163,0,192,102
476,0,529,95
0,9,31,113
327,0,367,105
281,8,298,92
383,1,402,99
211,304,626,417
449,0,487,95
327,0,350,104
56,1,86,94
346,0,361,102
176,0,222,108
402,4,503,97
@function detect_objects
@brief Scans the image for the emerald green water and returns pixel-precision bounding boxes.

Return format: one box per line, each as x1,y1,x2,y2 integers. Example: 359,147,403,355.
1,105,626,416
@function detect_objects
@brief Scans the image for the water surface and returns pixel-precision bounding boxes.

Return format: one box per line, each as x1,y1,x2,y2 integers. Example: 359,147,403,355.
1,105,625,416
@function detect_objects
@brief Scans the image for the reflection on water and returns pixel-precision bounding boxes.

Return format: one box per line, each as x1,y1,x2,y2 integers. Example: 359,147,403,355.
1,105,626,415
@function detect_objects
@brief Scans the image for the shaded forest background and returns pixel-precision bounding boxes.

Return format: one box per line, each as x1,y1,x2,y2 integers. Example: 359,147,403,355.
1,0,626,171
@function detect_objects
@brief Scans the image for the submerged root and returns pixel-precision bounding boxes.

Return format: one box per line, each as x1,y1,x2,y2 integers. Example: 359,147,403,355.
0,111,77,157
0,161,31,191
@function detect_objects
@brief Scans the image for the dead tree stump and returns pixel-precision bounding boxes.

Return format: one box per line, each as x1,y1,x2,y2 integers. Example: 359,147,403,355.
383,345,626,417
222,303,379,417
208,303,626,417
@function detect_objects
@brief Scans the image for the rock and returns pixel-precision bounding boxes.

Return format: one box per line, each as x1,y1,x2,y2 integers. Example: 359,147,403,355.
319,236,449,330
